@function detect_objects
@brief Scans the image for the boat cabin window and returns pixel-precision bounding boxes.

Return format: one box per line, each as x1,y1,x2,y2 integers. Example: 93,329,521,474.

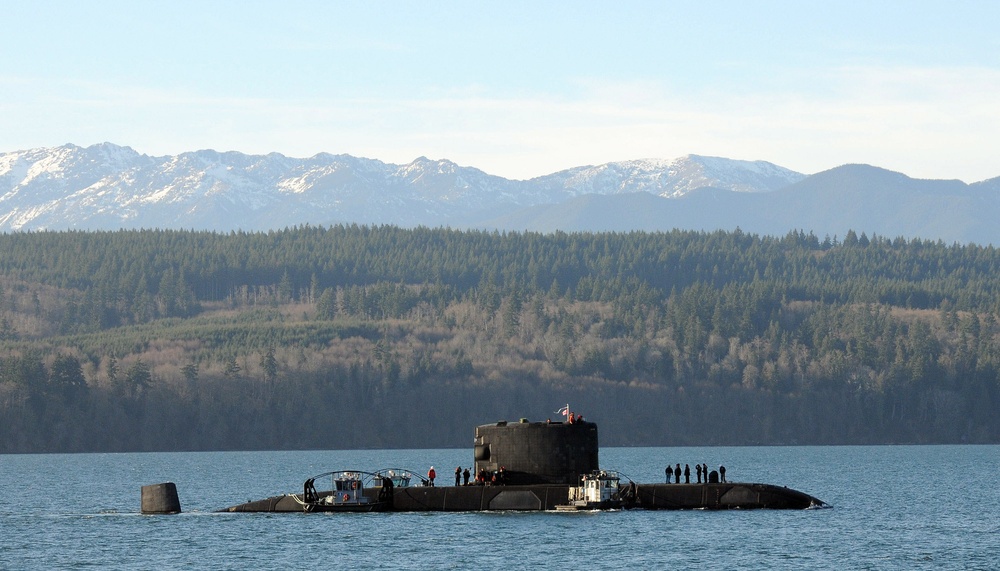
335,479,360,491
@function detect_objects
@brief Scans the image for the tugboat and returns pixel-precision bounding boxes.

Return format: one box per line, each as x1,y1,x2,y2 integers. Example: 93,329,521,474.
296,470,394,512
555,470,624,511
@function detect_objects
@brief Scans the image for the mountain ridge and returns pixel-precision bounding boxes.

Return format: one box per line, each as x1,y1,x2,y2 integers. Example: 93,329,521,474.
2,143,998,244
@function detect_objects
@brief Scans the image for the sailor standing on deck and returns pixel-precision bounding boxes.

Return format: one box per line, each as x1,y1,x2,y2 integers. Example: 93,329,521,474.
665,464,673,483
675,463,681,483
428,466,436,486
696,464,702,483
455,467,462,486
684,464,691,483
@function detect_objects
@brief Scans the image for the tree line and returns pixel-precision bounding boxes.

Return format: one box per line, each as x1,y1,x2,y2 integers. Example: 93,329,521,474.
1,226,999,452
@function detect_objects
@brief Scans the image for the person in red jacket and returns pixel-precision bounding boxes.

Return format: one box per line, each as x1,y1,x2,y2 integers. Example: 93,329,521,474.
427,466,436,486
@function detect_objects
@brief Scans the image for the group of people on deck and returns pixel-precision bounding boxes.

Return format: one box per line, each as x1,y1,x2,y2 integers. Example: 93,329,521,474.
665,463,727,484
434,466,507,486
473,466,507,485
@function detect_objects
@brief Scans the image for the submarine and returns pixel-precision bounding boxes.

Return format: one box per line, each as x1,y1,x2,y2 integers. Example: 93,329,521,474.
212,418,826,513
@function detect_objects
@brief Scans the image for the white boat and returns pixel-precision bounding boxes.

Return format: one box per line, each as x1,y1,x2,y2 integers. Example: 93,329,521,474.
555,470,623,511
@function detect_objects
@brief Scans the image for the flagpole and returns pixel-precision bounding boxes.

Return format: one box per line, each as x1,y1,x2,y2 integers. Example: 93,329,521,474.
555,403,571,421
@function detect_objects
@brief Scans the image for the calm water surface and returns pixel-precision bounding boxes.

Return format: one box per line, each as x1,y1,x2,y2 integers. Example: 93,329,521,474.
1,445,998,569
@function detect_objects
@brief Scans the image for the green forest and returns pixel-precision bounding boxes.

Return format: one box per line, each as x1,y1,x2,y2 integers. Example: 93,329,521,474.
1,225,999,453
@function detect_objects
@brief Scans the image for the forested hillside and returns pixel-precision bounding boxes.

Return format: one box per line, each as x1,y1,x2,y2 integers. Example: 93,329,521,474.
2,226,999,452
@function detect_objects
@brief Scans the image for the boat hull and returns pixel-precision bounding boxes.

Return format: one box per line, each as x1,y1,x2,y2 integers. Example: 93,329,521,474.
303,502,389,513
555,500,622,511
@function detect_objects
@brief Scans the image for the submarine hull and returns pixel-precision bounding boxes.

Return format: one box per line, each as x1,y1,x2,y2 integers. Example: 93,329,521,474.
221,485,572,512
217,419,824,513
220,482,823,512
632,482,824,510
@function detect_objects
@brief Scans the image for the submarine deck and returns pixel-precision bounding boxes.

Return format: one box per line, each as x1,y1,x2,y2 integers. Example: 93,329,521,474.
221,481,824,513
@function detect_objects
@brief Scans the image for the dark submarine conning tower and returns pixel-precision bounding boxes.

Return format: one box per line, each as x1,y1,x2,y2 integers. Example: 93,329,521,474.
474,420,599,485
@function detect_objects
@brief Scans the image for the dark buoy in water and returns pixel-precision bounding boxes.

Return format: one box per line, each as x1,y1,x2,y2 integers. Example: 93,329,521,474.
141,482,181,514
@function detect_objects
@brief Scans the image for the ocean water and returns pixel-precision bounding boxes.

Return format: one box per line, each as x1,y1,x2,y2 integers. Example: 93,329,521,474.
1,445,998,570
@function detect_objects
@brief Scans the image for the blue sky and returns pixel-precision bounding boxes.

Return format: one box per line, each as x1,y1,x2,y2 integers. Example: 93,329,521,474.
3,1,998,181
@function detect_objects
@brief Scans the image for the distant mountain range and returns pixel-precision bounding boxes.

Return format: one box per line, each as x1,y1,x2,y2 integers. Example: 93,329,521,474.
2,143,998,244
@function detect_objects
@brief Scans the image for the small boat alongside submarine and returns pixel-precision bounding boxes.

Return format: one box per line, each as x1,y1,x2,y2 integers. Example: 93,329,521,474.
214,418,826,513
555,470,625,511
296,470,394,512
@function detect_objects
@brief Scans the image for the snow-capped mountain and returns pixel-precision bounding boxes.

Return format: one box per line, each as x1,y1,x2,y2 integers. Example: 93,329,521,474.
532,155,803,198
0,144,800,232
2,143,999,245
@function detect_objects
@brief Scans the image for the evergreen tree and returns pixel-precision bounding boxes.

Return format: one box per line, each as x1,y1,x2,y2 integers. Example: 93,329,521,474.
49,354,87,400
